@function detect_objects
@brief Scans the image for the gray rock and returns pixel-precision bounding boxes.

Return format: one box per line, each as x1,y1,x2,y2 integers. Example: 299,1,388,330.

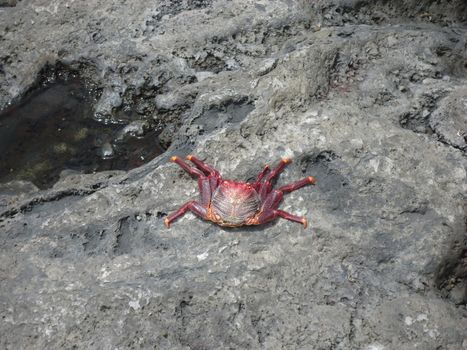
429,86,467,151
0,0,466,349
256,58,278,76
195,71,216,82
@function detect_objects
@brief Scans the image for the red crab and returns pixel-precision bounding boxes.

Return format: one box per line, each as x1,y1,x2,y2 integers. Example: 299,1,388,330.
164,155,316,228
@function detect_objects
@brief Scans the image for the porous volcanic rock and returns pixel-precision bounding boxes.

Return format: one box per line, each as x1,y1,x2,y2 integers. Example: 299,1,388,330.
0,1,466,349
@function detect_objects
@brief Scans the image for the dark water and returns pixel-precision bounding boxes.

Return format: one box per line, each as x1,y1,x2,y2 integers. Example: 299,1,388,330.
0,79,164,189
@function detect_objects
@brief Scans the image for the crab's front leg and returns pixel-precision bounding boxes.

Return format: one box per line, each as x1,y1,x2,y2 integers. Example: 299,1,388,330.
164,175,214,227
170,156,205,177
164,176,213,227
186,155,220,177
186,155,221,192
164,201,207,228
165,157,215,227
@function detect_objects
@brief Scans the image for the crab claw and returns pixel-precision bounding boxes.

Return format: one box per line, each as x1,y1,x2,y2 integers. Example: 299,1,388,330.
164,217,171,228
307,176,317,185
301,218,308,229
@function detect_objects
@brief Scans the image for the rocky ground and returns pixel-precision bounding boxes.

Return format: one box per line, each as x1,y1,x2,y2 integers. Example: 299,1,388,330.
0,0,466,349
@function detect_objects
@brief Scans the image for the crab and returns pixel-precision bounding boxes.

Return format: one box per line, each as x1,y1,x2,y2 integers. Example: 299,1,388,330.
164,155,316,228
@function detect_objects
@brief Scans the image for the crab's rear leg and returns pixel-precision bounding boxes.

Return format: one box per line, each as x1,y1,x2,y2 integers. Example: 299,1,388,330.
164,201,207,228
275,210,308,228
256,164,270,181
252,164,270,191
252,190,308,228
264,158,291,182
258,158,291,199
278,176,316,192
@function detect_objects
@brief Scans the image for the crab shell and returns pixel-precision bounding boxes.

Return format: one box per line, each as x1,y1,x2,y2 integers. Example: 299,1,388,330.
209,180,261,226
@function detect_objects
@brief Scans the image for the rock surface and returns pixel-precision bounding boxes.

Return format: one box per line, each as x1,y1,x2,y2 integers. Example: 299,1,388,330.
0,0,466,349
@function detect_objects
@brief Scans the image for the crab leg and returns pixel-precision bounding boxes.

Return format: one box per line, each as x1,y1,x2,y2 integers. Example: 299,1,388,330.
252,190,282,224
170,156,204,177
261,189,283,210
264,158,291,182
164,201,207,228
278,176,316,193
258,158,291,199
252,164,270,191
186,155,221,192
275,210,308,228
186,155,219,176
253,190,308,228
198,176,212,207
255,164,270,183
255,208,307,228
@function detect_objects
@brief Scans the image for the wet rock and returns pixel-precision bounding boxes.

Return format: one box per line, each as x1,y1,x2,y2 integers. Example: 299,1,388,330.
99,142,114,159
94,88,123,123
0,0,466,349
117,120,150,139
0,0,16,7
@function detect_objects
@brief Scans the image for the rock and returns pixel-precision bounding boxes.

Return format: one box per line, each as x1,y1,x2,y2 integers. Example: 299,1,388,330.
99,141,114,159
195,71,216,82
0,0,16,7
429,86,467,151
256,58,278,76
0,0,466,349
117,120,150,139
93,88,123,123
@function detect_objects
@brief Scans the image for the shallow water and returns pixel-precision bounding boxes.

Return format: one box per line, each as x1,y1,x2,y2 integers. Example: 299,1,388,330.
0,79,164,189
